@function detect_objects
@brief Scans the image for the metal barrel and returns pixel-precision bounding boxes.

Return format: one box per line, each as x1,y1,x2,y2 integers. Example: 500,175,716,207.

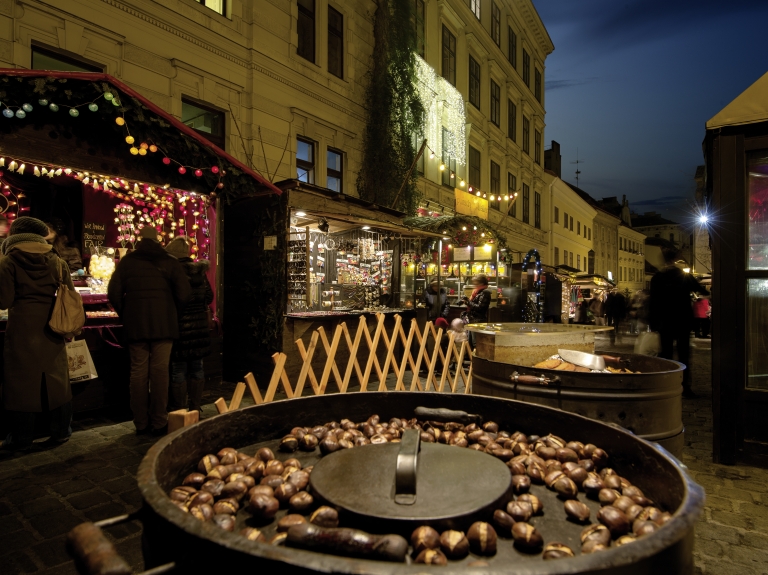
471,353,686,458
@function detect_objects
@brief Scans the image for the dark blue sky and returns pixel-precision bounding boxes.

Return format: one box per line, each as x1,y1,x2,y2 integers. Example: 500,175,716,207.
531,0,768,223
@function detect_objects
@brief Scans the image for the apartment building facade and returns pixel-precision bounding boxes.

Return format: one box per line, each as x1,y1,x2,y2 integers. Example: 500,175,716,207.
543,170,596,272
617,224,647,292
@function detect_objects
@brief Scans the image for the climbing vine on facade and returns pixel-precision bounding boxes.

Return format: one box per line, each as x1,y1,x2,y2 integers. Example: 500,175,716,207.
357,0,425,214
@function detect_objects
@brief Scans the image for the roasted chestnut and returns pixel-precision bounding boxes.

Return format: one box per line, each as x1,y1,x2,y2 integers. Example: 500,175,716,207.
517,493,544,515
274,482,298,505
300,434,319,451
492,510,515,535
288,491,314,513
543,542,575,560
256,448,275,462
564,500,590,523
279,435,299,453
581,524,611,546
411,525,440,554
511,474,532,495
277,514,307,532
213,499,239,515
197,454,219,474
467,522,497,555
439,530,470,559
248,493,279,520
506,500,533,523
597,505,630,537
554,476,579,499
310,506,339,528
415,549,448,565
511,522,543,550
182,473,206,489
240,527,266,542
213,513,236,531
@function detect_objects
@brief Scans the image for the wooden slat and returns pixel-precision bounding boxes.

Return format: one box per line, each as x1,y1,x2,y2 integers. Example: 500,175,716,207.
409,321,432,391
244,372,264,405
167,409,189,434
319,325,343,394
360,314,385,391
377,314,402,391
465,362,473,394
341,319,365,393
228,382,246,410
438,332,457,392
378,315,403,381
295,332,321,397
317,326,345,392
266,353,291,402
395,316,420,376
214,397,229,413
395,319,418,391
424,328,443,392
450,340,468,393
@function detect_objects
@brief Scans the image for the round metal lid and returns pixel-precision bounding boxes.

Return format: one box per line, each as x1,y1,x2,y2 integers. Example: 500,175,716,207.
309,430,512,531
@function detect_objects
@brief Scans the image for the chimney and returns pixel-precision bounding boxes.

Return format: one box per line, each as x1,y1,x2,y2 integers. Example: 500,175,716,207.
544,140,561,178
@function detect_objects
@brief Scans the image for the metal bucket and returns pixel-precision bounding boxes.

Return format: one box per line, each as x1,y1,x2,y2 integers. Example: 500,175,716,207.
471,353,686,458
127,392,702,574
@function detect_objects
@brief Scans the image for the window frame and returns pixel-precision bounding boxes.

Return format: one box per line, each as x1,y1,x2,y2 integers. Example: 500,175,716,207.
508,173,517,218
326,147,343,192
534,68,542,102
469,0,480,20
491,3,501,46
522,116,530,154
442,25,457,86
197,0,226,15
570,216,574,231
534,191,541,229
554,206,559,224
554,247,559,265
507,99,517,142
327,5,344,79
563,211,568,228
469,146,481,190
508,26,517,69
296,136,316,184
297,0,316,63
490,161,501,210
441,127,457,187
522,49,530,87
181,97,226,149
522,183,530,224
469,56,481,110
31,43,105,72
414,0,426,59
490,80,500,127
534,129,541,164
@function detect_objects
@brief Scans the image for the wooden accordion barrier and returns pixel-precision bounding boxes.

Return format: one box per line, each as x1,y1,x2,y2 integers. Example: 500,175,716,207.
212,313,473,417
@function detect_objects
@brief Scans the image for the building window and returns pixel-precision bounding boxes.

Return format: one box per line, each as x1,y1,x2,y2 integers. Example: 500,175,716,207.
327,148,343,191
508,100,517,142
298,0,316,63
491,3,501,46
570,216,574,231
554,206,559,224
522,49,530,87
490,80,500,126
534,191,541,229
469,56,481,110
414,0,425,59
588,228,591,241
468,146,481,190
441,127,456,186
196,0,225,15
508,27,517,69
490,161,501,210
535,68,542,102
31,44,104,72
297,137,315,183
584,226,587,238
442,25,456,86
670,233,675,242
554,247,559,265
182,98,225,149
570,252,574,267
412,132,425,175
534,129,541,164
577,221,581,235
522,116,530,154
522,184,530,224
469,0,480,20
508,173,517,217
577,254,581,270
563,212,568,228
328,6,343,78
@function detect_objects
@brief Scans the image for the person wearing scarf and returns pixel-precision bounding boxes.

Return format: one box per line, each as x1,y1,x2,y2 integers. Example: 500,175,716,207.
460,274,492,349
0,217,75,451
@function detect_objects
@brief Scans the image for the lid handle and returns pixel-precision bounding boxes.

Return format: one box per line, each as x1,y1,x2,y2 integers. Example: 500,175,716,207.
394,429,420,505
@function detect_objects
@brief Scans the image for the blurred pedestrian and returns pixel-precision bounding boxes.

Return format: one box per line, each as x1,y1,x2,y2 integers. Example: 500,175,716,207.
460,275,491,350
649,248,709,398
0,217,76,451
422,279,450,321
108,226,190,435
165,237,213,414
605,290,627,344
693,296,710,338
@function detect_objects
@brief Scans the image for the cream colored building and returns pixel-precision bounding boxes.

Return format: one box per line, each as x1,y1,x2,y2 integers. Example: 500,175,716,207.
543,171,596,272
617,224,646,293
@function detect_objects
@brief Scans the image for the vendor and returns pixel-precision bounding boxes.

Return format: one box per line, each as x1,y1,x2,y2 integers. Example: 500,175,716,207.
461,274,492,324
421,279,449,321
44,220,83,273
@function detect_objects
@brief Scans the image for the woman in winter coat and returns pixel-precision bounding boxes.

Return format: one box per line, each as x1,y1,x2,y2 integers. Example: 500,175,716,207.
165,237,214,413
0,217,75,451
460,274,492,349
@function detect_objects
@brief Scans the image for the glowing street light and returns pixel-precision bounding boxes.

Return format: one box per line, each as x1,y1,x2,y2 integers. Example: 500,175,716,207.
698,214,709,224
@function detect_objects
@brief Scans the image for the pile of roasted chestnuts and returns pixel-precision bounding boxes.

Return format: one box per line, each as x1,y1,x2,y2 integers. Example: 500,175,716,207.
166,414,672,564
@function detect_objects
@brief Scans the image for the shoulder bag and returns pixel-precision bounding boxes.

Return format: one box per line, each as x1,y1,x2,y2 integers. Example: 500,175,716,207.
49,257,85,338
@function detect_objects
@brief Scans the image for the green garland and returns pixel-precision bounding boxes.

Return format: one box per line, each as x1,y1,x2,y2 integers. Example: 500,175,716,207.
403,215,508,250
356,0,424,214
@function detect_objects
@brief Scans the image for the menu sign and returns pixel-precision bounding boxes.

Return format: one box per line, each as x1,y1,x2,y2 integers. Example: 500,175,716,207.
83,222,106,252
454,188,489,220
453,246,472,261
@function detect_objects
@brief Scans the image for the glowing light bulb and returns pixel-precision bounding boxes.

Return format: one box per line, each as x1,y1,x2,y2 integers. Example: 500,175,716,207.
439,163,445,171
459,180,465,187
116,117,125,126
429,152,435,159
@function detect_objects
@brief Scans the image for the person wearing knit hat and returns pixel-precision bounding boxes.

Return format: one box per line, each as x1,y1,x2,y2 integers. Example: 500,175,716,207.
164,236,213,414
0,216,76,451
108,227,191,436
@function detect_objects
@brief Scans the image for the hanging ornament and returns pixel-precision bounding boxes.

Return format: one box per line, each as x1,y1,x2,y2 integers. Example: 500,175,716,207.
69,108,79,117
49,103,59,112
104,92,114,101
211,166,219,174
15,110,26,119
178,167,186,175
17,164,25,175
149,144,157,153
8,161,17,172
111,98,120,107
125,136,135,144
162,157,171,165
38,99,48,106
22,103,33,112
217,182,224,189
138,148,147,156
88,103,99,112
2,109,13,118
33,166,40,177
115,117,125,126
194,169,202,177
129,147,139,155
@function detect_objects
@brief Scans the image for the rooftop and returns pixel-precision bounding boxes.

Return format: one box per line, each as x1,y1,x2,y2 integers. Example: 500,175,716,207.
631,212,680,227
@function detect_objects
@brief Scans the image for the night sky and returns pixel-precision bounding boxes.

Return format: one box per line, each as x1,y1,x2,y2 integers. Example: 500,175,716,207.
531,0,768,224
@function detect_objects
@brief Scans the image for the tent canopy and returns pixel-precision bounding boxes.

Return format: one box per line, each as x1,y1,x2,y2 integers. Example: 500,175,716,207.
706,71,768,129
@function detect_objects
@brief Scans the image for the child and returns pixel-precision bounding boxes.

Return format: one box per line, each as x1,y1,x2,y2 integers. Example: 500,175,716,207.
447,318,469,372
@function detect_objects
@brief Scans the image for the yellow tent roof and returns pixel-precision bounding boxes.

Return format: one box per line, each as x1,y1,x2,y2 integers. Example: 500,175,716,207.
706,71,768,129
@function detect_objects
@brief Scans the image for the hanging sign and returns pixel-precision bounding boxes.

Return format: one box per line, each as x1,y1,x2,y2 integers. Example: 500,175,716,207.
454,188,489,220
453,246,472,262
83,222,106,252
264,235,277,250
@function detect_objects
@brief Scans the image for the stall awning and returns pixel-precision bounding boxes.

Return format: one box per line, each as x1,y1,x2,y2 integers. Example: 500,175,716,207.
0,69,282,197
570,274,616,288
706,71,768,129
402,215,508,248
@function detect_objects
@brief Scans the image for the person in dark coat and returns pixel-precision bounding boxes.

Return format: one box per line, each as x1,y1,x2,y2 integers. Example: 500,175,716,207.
165,237,213,414
605,291,627,344
460,275,492,349
108,226,190,435
0,217,75,451
421,279,450,321
649,247,709,398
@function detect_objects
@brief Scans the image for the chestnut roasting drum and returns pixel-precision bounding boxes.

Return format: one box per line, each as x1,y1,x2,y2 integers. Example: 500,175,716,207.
67,393,703,574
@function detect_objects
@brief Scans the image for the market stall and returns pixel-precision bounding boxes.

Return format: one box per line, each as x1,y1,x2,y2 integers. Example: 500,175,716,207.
0,69,281,412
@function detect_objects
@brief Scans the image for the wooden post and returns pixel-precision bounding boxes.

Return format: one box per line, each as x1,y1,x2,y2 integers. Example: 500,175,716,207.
295,332,321,396
244,372,264,405
214,398,229,414
228,382,246,411
168,409,199,433
341,319,365,392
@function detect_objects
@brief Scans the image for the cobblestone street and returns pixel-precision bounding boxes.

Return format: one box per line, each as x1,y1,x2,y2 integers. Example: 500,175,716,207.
0,334,765,574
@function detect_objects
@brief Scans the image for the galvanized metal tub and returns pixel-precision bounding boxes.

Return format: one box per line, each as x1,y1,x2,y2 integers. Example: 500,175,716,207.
471,353,686,458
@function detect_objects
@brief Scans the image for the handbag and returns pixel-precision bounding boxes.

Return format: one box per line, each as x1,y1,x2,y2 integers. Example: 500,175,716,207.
634,330,661,356
49,257,85,338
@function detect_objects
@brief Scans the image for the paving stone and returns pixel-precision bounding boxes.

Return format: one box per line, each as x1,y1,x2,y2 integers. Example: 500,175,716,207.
67,490,112,510
715,486,761,504
94,447,134,461
0,501,13,516
109,454,144,470
695,520,741,544
30,535,72,568
114,535,145,572
73,458,108,472
119,488,143,510
6,550,39,574
102,518,142,540
85,466,124,483
19,497,65,518
39,561,78,575
100,476,135,494
0,529,39,555
694,537,728,558
29,510,82,539
50,478,94,497
0,515,25,535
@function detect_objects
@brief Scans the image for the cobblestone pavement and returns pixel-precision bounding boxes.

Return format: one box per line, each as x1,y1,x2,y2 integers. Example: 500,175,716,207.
0,335,765,574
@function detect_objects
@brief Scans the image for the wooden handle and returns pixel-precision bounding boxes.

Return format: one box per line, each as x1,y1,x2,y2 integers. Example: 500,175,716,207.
601,355,628,366
286,523,409,562
515,375,546,385
414,407,481,424
67,522,132,575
